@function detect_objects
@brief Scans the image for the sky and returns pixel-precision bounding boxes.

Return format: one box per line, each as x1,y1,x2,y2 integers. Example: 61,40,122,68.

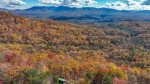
0,0,150,10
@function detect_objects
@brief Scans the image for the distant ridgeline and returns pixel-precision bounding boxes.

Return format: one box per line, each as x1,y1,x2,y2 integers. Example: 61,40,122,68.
1,6,150,23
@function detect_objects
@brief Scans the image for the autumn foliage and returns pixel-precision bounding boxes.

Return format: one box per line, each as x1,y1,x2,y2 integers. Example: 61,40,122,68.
0,12,149,83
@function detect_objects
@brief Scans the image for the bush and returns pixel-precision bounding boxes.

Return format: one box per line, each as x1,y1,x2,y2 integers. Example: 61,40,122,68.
26,69,48,84
103,76,113,84
86,72,94,80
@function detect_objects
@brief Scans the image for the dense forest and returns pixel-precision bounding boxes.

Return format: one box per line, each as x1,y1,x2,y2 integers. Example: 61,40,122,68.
0,12,149,84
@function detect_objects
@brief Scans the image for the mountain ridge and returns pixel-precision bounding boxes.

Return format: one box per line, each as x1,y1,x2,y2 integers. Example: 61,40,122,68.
1,6,150,23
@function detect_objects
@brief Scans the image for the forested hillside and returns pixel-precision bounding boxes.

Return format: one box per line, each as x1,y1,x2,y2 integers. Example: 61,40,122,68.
0,12,149,84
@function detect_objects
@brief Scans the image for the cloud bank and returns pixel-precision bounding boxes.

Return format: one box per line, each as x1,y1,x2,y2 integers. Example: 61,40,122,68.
38,0,97,7
0,0,150,10
106,0,150,10
0,0,26,7
0,0,26,9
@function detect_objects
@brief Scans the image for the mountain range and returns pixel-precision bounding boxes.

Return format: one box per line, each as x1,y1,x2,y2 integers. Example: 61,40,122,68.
1,6,150,23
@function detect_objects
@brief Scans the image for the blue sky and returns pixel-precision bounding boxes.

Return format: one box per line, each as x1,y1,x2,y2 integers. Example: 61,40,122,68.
0,0,150,10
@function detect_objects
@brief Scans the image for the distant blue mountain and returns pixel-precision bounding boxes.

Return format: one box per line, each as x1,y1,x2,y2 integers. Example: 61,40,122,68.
2,6,150,23
0,8,9,12
23,6,118,12
25,6,78,11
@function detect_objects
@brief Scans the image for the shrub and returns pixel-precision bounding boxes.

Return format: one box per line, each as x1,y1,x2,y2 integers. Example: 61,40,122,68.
26,69,49,84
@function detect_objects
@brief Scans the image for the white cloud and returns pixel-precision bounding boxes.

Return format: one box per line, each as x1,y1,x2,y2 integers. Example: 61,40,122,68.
106,0,150,10
106,1,127,10
38,0,97,7
0,0,26,7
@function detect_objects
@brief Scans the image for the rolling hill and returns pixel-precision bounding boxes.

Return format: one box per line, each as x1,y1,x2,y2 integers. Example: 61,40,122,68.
0,11,149,83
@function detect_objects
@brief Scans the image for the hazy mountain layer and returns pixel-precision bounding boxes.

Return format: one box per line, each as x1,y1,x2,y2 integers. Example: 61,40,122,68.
8,6,150,23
